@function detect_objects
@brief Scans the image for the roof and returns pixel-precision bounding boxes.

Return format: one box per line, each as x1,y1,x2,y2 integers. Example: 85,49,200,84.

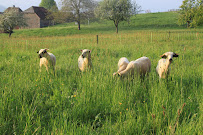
24,6,48,20
4,6,23,13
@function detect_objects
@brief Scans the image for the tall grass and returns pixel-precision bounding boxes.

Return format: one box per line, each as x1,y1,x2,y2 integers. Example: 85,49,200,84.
0,30,202,134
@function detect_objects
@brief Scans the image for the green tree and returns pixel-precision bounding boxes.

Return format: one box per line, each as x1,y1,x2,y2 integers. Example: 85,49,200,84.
95,0,140,33
178,0,203,28
61,0,97,30
0,11,27,37
39,0,58,12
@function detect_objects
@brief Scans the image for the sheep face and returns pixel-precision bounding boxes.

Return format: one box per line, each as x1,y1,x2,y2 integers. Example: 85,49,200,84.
37,48,49,58
160,52,179,62
81,49,91,58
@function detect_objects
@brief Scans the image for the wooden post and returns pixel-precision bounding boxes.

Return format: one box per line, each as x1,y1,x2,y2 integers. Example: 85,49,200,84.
96,35,98,44
168,31,170,40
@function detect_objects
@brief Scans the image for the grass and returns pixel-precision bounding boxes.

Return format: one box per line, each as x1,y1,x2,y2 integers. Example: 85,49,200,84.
0,12,202,134
2,12,203,38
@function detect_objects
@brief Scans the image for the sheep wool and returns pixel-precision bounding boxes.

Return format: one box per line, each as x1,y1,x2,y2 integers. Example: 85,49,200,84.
156,52,179,79
37,48,56,74
113,57,129,76
118,56,151,78
78,49,92,72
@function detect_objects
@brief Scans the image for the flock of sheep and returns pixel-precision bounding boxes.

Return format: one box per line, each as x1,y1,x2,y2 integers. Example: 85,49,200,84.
37,48,179,79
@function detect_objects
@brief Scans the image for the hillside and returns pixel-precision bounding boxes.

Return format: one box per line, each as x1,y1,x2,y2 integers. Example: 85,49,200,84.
0,12,202,37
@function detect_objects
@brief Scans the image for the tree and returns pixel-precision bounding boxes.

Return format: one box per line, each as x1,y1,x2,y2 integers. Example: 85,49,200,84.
61,0,97,30
39,0,58,12
0,11,27,37
178,0,203,28
49,10,74,24
95,0,141,33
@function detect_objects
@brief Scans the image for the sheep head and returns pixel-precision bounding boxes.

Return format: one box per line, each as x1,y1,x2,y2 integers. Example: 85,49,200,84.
37,48,49,58
160,52,179,62
80,49,91,58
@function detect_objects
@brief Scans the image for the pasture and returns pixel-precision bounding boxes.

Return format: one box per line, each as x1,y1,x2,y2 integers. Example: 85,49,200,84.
0,29,202,134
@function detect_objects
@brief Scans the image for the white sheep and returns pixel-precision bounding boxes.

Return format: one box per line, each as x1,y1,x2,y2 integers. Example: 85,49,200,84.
156,52,179,79
113,57,129,76
117,56,151,78
78,49,92,72
37,48,56,74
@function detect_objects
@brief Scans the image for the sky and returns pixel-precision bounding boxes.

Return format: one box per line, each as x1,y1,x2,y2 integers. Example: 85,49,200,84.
0,0,184,13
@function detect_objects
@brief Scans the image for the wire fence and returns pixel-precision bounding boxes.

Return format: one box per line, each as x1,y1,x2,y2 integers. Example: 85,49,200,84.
0,31,202,50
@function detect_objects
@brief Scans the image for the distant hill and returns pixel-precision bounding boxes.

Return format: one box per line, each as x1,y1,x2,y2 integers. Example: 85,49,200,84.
0,5,6,12
6,11,202,37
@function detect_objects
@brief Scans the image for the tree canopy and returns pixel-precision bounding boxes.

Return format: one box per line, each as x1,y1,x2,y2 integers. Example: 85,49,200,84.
39,0,58,12
178,0,203,28
0,11,27,37
95,0,140,33
61,0,97,30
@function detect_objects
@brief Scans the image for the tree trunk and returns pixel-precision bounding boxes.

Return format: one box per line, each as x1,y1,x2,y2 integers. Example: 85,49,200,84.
76,9,81,30
114,20,119,33
187,21,190,28
116,25,118,33
78,21,81,30
9,31,12,38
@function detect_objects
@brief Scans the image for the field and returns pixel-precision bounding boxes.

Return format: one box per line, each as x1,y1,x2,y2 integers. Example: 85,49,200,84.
0,12,203,134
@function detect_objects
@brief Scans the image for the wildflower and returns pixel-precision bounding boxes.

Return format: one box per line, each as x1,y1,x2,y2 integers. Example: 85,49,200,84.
126,108,128,111
120,112,122,114
143,101,145,103
35,85,37,86
73,95,76,97
119,102,122,105
62,84,64,86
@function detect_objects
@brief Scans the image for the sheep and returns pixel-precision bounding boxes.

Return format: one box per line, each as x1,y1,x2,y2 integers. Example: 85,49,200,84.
78,49,92,72
113,57,129,76
156,52,179,79
117,56,151,78
37,48,56,74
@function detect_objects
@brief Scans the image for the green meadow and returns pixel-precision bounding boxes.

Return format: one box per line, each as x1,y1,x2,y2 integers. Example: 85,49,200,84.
0,12,202,134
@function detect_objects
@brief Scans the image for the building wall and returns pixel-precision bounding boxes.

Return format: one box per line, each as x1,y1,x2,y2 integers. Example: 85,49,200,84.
40,20,51,28
24,13,40,28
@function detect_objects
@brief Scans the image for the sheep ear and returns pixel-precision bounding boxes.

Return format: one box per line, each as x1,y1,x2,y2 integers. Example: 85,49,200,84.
89,50,91,53
173,53,179,57
80,49,83,52
160,54,167,58
45,48,49,51
37,51,39,53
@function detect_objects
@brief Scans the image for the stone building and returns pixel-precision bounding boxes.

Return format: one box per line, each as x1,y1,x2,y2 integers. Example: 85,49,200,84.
1,5,52,29
23,6,52,28
4,5,23,13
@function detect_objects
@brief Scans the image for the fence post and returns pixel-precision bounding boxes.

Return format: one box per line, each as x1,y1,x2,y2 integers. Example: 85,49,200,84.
96,35,98,44
168,31,170,40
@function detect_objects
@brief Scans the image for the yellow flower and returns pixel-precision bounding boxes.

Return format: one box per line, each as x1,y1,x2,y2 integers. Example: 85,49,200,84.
73,95,76,97
62,84,64,86
120,112,122,114
119,102,122,105
126,108,128,111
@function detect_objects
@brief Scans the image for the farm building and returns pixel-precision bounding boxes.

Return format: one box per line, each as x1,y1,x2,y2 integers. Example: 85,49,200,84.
1,5,52,29
23,6,52,28
4,5,23,13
